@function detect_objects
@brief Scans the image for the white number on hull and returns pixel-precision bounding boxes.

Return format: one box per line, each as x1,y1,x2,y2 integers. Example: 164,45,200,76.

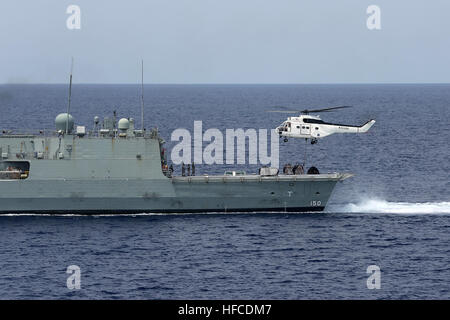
310,200,322,207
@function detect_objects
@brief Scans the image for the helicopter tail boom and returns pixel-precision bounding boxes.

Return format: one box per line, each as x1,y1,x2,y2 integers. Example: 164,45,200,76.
355,119,376,133
320,119,376,136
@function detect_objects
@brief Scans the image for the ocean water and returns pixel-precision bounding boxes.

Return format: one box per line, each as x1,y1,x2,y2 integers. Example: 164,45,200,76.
0,84,449,299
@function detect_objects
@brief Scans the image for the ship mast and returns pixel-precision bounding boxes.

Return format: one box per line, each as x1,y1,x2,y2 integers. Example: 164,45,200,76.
66,57,74,134
140,59,145,132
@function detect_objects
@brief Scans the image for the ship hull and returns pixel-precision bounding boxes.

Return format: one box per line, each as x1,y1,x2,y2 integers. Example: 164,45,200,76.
0,174,348,214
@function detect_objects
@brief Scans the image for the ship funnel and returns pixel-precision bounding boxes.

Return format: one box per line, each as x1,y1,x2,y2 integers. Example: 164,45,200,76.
55,113,74,133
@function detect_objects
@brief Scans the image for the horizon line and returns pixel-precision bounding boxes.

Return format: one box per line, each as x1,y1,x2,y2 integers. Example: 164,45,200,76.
2,82,450,85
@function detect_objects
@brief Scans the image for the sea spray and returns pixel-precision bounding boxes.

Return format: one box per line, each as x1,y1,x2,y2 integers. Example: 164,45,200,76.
340,199,450,214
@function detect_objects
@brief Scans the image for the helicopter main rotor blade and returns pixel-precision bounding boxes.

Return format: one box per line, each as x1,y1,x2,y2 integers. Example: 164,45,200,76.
300,106,352,113
267,105,352,114
266,110,301,113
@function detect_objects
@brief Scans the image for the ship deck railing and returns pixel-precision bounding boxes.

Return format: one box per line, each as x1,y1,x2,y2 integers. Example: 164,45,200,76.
171,173,353,183
0,130,157,139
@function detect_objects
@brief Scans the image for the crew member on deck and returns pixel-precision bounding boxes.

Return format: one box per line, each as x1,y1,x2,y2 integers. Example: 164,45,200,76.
293,163,304,174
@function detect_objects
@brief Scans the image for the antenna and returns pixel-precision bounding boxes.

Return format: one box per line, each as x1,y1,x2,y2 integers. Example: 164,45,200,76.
66,57,74,134
140,59,145,131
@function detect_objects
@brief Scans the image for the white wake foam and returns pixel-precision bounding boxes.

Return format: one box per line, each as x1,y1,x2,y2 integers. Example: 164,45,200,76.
341,199,450,214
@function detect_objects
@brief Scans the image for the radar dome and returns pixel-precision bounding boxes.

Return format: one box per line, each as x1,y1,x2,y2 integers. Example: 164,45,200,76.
118,118,130,131
55,113,74,133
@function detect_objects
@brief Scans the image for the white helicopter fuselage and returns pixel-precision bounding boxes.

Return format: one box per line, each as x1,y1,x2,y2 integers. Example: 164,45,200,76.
276,115,375,139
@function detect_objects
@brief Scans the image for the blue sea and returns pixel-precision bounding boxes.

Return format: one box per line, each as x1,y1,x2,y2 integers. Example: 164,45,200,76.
0,84,449,299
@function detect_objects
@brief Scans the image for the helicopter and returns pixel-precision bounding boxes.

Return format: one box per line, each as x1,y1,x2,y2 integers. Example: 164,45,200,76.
268,106,375,143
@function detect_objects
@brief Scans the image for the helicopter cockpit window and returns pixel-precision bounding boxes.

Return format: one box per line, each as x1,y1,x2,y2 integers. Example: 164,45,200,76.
280,122,288,132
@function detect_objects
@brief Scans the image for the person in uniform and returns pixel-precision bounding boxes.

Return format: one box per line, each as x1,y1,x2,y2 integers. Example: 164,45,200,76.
294,163,304,175
286,163,293,175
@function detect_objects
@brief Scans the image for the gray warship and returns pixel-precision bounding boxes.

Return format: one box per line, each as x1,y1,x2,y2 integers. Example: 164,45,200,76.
0,111,352,214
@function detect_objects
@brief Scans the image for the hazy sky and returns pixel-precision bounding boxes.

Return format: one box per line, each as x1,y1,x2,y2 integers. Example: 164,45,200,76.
0,0,449,83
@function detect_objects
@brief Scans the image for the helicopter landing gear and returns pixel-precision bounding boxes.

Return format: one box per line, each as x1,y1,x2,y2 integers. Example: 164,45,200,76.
311,138,318,145
283,138,288,142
